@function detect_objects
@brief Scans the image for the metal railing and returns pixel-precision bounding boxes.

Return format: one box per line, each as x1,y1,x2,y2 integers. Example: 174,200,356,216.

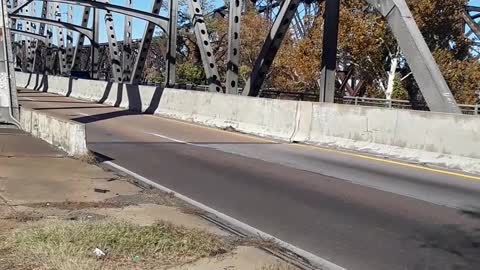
144,83,480,115
340,96,479,115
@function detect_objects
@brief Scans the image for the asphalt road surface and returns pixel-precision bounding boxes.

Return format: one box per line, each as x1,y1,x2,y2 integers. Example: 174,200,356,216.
18,89,480,270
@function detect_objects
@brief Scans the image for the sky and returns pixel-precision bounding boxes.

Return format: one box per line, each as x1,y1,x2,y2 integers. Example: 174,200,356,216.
16,0,224,44
60,0,225,43
17,0,480,45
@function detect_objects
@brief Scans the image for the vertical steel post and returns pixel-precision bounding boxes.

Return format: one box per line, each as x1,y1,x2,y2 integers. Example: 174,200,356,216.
166,0,178,87
45,1,54,72
71,6,90,71
65,4,73,72
54,3,66,74
91,4,99,79
243,0,301,96
187,0,222,92
104,5,122,82
319,0,340,103
226,0,242,94
31,0,48,72
130,0,163,84
10,0,18,43
122,0,133,82
23,0,34,71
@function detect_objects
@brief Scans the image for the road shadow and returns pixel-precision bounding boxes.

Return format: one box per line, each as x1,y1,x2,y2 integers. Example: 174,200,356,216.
72,110,137,124
22,75,166,123
33,106,112,111
70,84,164,123
66,77,75,97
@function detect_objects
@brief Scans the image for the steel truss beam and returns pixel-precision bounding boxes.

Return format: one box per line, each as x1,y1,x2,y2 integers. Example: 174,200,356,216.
319,0,340,103
91,5,99,78
243,0,301,96
166,0,178,86
71,6,90,71
226,0,242,94
104,5,122,82
12,0,169,31
130,0,163,84
11,29,47,42
8,0,32,14
187,0,222,92
122,0,133,82
9,0,18,44
45,1,54,71
54,3,68,74
31,0,48,72
365,0,460,113
463,9,480,40
65,4,73,70
9,14,93,39
23,0,35,72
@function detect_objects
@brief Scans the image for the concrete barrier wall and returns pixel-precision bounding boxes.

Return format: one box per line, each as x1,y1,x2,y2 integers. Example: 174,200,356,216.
16,72,480,174
19,105,88,156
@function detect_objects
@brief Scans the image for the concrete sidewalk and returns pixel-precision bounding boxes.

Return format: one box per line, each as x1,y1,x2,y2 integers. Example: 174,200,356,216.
0,128,293,270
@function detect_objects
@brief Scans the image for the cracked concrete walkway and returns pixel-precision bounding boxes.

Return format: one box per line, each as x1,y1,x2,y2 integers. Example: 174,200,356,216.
0,127,290,270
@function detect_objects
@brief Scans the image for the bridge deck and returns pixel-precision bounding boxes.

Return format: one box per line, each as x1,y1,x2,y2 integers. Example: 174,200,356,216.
17,88,480,270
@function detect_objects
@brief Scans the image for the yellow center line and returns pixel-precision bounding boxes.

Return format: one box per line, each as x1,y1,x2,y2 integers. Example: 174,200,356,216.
291,143,480,182
153,116,480,182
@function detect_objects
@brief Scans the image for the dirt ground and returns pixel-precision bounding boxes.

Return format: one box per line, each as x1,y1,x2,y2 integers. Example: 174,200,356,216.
0,149,298,270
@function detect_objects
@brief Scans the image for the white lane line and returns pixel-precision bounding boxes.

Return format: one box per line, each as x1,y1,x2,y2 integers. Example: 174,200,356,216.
104,161,345,270
144,131,197,146
76,112,99,119
21,97,34,101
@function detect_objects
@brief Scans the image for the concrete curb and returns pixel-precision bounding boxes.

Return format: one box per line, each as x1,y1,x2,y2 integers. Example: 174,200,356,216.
19,106,88,156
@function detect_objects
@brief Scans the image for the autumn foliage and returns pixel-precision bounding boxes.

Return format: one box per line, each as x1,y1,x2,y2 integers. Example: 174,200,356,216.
145,0,479,105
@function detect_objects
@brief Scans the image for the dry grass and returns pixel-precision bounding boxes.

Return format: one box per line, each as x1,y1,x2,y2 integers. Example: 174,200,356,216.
76,151,98,164
1,220,232,270
259,262,299,270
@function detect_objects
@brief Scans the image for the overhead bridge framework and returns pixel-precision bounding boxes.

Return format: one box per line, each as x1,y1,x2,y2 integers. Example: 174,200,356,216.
1,0,468,123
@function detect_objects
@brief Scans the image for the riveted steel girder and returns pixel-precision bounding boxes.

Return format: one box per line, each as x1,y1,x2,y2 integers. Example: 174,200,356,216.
226,0,242,94
17,0,169,31
31,0,48,72
104,6,122,82
54,3,67,74
463,9,480,40
9,14,93,39
130,0,163,84
71,6,90,71
45,1,54,71
365,0,460,113
65,4,74,69
91,5,99,78
319,0,340,103
11,29,47,43
187,0,222,92
8,0,33,15
122,0,133,82
166,0,178,87
243,0,301,96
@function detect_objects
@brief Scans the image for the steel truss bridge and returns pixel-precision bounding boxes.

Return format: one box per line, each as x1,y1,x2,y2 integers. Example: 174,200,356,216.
1,0,479,124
